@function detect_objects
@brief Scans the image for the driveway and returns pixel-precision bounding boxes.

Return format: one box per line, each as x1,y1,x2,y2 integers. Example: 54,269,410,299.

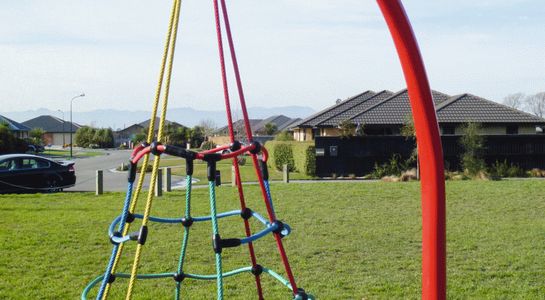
66,150,187,192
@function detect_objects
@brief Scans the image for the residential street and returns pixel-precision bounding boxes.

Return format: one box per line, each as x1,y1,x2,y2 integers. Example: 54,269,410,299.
65,149,187,192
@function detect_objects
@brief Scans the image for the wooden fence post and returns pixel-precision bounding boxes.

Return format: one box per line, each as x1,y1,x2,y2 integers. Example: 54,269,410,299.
164,167,172,192
155,168,163,197
231,165,236,187
283,164,289,183
96,170,103,195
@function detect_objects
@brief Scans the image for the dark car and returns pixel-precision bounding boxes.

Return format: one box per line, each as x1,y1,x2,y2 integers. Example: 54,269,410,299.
0,154,76,193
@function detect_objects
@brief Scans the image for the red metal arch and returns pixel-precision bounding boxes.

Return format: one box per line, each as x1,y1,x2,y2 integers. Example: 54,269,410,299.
377,1,447,299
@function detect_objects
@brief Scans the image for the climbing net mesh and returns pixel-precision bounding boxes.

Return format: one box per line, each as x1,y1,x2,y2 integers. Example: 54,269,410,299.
82,1,312,299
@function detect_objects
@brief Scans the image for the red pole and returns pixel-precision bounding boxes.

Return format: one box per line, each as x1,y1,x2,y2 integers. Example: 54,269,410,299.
377,1,446,299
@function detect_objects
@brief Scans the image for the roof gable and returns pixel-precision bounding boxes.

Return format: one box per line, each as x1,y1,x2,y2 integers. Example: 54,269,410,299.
436,93,545,124
296,90,376,127
0,115,30,132
22,115,80,133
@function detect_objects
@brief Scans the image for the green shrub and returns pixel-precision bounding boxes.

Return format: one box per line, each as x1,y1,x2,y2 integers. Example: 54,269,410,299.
201,141,216,150
490,160,526,178
370,154,405,179
273,143,295,172
274,131,294,141
264,141,316,176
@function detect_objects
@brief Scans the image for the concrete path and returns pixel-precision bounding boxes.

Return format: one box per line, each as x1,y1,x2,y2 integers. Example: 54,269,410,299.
66,150,188,192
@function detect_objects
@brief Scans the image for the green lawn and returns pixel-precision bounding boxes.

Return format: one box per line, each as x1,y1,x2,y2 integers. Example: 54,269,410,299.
42,149,104,159
1,181,544,299
159,156,314,183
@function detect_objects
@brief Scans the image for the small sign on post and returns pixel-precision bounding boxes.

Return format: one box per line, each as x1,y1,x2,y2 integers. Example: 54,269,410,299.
164,167,172,192
283,164,289,183
96,170,103,195
155,169,163,197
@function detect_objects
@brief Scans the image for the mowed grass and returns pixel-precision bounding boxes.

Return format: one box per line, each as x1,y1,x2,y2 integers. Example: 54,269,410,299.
159,156,313,183
42,149,104,159
0,180,544,299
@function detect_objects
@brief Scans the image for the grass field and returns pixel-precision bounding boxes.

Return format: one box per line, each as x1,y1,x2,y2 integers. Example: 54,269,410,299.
1,181,544,299
42,149,104,159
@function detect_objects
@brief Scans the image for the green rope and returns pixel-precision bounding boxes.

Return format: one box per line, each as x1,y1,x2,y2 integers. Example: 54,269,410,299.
175,175,193,300
208,180,223,299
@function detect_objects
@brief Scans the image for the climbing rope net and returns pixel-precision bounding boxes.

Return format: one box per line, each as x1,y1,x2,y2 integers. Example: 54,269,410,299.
82,1,312,299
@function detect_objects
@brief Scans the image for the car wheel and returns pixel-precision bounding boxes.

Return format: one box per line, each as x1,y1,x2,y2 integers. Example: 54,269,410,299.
46,177,59,193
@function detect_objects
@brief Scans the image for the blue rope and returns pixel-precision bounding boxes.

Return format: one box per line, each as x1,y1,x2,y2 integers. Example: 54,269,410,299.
263,180,276,217
175,175,192,300
95,182,133,300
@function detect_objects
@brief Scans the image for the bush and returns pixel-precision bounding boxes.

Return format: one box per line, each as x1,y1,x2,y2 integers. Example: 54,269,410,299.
273,143,295,172
75,126,114,148
370,154,405,179
201,141,216,150
460,122,486,176
489,160,526,178
0,124,28,154
274,131,294,141
264,141,316,176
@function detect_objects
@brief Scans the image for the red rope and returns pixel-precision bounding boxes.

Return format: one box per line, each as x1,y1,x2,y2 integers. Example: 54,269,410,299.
218,0,299,294
213,1,263,298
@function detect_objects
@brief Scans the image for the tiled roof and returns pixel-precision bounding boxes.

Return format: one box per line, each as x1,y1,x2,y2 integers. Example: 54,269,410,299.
138,118,185,129
215,119,262,135
436,93,545,124
253,115,293,133
296,90,376,127
0,115,30,132
22,115,80,133
321,90,394,126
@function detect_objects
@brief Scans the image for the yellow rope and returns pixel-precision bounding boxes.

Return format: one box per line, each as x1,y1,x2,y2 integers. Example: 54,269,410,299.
100,0,180,299
125,0,182,299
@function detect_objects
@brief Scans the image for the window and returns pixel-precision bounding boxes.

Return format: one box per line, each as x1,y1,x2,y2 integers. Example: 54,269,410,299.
506,125,518,135
441,126,455,135
20,158,38,169
0,159,15,171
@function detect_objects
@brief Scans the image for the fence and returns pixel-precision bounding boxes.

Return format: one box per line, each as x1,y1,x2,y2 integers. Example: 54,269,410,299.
315,135,545,177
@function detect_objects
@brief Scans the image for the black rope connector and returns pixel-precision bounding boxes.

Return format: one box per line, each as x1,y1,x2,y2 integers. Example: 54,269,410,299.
249,141,262,155
110,231,122,245
173,272,185,282
251,264,263,276
240,208,253,220
212,234,241,254
150,141,162,156
127,162,137,183
230,140,242,152
203,153,222,163
137,226,148,245
125,212,135,223
107,274,116,283
272,221,285,235
186,159,194,176
206,160,217,182
181,217,194,228
163,144,197,160
295,288,309,300
259,159,269,181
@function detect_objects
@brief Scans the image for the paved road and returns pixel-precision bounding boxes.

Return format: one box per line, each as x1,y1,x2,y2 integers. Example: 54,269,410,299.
66,150,187,192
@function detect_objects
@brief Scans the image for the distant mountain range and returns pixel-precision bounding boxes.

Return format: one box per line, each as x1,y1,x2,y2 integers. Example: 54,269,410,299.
2,106,315,130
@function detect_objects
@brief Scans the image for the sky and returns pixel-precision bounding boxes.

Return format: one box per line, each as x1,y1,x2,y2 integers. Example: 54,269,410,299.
0,0,543,114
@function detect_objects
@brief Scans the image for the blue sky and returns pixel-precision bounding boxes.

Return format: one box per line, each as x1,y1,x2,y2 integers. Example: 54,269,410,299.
0,0,543,113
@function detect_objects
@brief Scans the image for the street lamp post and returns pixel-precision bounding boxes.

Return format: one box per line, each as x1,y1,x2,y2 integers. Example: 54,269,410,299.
57,109,65,146
70,93,85,158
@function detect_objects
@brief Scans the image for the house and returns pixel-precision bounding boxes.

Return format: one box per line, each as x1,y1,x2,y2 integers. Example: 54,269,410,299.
0,115,30,139
292,89,544,141
22,115,80,146
211,115,301,145
114,118,187,146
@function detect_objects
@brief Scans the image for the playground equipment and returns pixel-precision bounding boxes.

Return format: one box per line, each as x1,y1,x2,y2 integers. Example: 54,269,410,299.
83,0,446,299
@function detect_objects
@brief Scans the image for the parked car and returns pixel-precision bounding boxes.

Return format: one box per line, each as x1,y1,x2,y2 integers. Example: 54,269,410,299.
27,144,45,153
0,154,76,193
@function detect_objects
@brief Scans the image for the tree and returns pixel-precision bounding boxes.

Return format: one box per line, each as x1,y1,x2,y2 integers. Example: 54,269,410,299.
189,126,205,148
502,93,525,110
264,122,278,135
29,128,45,145
0,123,27,154
460,122,486,176
355,122,365,137
274,131,294,141
338,119,355,138
525,92,545,118
198,119,217,138
74,126,114,148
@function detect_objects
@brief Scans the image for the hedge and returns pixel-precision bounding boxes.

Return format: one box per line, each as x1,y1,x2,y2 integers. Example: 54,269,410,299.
264,141,315,176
